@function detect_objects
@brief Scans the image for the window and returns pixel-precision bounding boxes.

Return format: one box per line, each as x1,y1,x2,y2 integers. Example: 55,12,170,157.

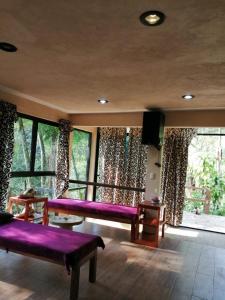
12,118,32,172
184,128,225,215
9,176,56,200
9,114,59,199
69,129,91,199
35,123,59,172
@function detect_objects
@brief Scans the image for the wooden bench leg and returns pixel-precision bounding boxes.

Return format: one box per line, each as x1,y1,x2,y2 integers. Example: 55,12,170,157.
162,223,165,238
89,251,97,283
70,264,80,300
131,221,136,242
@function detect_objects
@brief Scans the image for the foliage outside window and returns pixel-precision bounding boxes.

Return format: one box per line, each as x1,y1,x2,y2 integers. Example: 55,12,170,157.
69,129,91,199
9,177,56,200
185,128,225,215
9,115,59,200
35,123,59,172
12,118,32,172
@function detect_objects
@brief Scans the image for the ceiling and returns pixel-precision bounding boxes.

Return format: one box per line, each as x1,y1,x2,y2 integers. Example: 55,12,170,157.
1,0,225,113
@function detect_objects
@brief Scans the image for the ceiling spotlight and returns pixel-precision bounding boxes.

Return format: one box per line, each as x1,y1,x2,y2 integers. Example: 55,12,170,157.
0,42,17,52
98,98,109,104
182,94,195,101
140,11,166,26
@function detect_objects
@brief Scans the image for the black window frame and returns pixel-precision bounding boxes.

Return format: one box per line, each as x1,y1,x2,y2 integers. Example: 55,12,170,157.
68,128,92,199
11,113,59,178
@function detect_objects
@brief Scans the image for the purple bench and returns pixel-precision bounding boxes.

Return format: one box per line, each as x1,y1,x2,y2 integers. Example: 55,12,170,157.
47,198,139,241
0,219,104,300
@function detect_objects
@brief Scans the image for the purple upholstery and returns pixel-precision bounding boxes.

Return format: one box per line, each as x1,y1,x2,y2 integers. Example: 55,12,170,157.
0,219,104,272
48,199,138,222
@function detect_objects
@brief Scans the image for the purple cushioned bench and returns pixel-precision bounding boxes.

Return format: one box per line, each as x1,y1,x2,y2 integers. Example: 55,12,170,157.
0,219,104,300
47,199,139,241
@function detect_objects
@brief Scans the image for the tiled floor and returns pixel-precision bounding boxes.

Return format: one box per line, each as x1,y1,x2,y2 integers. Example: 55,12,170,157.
182,211,225,233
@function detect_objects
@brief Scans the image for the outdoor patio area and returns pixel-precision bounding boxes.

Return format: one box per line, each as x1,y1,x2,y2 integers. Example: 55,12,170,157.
182,211,225,234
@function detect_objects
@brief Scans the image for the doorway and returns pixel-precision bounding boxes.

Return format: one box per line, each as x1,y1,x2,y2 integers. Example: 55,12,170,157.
181,128,225,233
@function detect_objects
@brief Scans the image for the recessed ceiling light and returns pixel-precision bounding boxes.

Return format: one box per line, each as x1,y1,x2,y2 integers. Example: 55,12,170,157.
0,42,17,52
182,94,195,101
140,11,166,26
98,98,109,104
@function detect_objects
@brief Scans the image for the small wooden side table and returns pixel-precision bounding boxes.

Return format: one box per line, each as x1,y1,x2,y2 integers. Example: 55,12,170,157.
135,201,166,247
7,196,48,225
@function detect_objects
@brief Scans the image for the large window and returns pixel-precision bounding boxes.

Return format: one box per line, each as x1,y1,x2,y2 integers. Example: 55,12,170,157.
12,117,33,172
184,128,225,215
69,129,91,199
35,123,59,172
9,114,59,199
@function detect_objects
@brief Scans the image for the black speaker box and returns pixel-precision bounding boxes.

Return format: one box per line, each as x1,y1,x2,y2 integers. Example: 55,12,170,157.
141,111,165,148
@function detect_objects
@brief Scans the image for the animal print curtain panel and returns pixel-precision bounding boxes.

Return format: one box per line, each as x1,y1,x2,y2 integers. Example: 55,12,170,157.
123,128,148,206
98,127,126,204
160,128,197,226
0,100,17,211
56,119,72,198
98,127,147,206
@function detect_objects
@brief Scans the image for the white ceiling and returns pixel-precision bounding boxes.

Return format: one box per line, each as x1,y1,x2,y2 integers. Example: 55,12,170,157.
0,0,225,113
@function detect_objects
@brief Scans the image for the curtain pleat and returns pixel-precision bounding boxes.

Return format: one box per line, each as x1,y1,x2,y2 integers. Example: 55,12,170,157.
123,128,148,206
56,119,72,198
98,127,147,206
98,128,126,203
160,128,197,226
0,100,17,211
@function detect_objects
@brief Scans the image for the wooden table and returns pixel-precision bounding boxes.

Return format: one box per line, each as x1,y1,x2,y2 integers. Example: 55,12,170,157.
7,196,48,225
50,215,84,230
135,201,166,247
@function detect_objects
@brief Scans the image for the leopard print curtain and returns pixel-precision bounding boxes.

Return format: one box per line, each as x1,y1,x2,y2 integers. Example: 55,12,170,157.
0,100,17,211
123,128,148,206
56,119,72,198
98,127,147,206
160,128,197,226
98,127,126,204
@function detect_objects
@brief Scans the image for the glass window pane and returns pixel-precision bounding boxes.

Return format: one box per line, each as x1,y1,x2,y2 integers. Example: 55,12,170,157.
8,176,57,199
35,123,59,171
197,128,225,134
70,129,91,181
68,183,87,200
12,117,33,171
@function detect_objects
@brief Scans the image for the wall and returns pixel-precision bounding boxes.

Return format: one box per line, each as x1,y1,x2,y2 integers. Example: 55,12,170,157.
70,110,225,128
70,112,142,127
0,91,68,122
145,146,162,200
165,110,225,127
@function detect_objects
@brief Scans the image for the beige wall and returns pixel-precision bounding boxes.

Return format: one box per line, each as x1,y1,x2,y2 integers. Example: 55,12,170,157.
70,110,225,128
0,91,68,122
145,146,162,200
165,110,225,127
70,112,142,127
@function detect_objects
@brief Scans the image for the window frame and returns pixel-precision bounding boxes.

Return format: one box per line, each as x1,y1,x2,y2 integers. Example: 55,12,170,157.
11,113,59,178
68,128,92,199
